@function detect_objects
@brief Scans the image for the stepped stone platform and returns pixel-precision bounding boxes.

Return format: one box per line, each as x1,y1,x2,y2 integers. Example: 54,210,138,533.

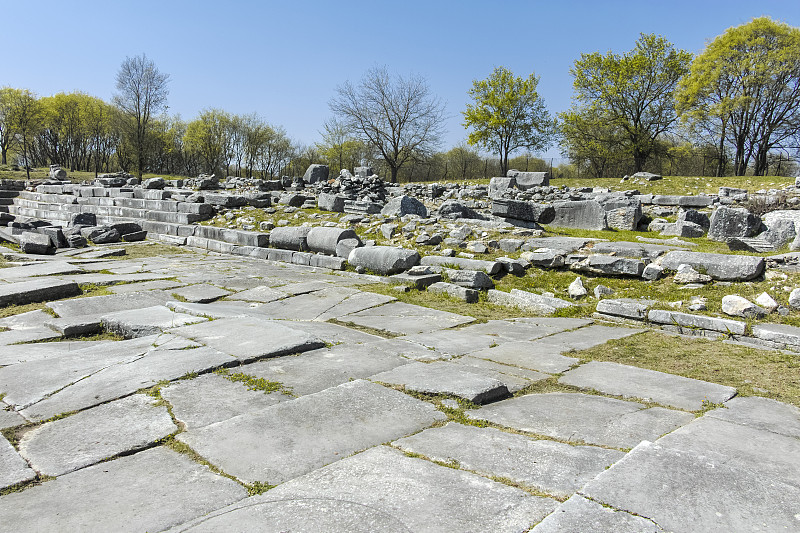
0,243,797,532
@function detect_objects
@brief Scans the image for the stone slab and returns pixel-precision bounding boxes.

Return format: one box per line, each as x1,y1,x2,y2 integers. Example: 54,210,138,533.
559,361,737,410
240,343,410,397
647,309,746,335
0,408,26,430
170,283,232,303
656,416,800,487
0,261,83,281
532,495,663,533
177,380,446,484
468,340,579,374
706,396,800,438
0,278,81,307
0,337,154,410
224,285,288,303
581,441,800,533
179,445,558,533
341,302,475,336
399,329,499,356
453,355,550,384
161,374,289,430
18,394,176,476
169,317,325,362
109,279,185,294
752,323,800,347
468,392,694,449
1,435,35,490
102,305,208,338
166,497,412,532
393,423,625,498
47,290,171,318
370,361,510,404
659,250,764,281
20,344,232,421
276,319,386,346
458,317,591,343
0,446,247,533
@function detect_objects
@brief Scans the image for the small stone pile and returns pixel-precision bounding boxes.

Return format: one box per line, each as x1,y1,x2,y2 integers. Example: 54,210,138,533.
315,172,389,203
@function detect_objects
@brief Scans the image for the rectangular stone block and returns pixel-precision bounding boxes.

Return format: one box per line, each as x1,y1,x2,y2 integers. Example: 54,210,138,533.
647,309,745,335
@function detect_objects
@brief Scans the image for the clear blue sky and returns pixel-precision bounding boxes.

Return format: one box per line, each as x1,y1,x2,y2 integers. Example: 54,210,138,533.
3,0,799,159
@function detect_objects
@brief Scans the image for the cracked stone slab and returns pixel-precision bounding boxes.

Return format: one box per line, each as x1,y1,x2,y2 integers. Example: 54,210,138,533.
20,344,231,422
371,361,510,404
102,305,209,338
162,374,289,430
170,284,232,303
314,291,396,321
167,300,255,319
457,317,590,343
0,446,247,533
559,361,737,410
224,285,289,303
165,497,412,532
707,396,800,438
109,279,186,294
452,356,550,392
341,302,475,335
244,287,396,322
530,325,642,352
0,261,83,281
393,423,625,499
279,319,385,345
655,416,800,487
0,336,157,410
240,343,410,397
177,380,446,484
18,394,177,477
398,329,500,356
532,495,664,532
1,435,35,490
468,341,580,373
468,392,694,449
581,441,800,532
169,317,325,362
47,290,172,318
175,445,557,533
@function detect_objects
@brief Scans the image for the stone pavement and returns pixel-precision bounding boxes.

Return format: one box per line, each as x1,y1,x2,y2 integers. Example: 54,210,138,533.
0,245,798,532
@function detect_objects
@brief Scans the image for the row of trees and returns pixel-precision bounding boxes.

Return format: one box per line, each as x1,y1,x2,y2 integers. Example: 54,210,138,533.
0,56,296,180
559,17,800,178
325,16,799,182
1,17,798,182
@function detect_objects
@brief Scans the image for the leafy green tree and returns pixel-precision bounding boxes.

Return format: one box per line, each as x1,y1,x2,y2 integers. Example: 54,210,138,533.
0,87,23,165
559,106,630,178
676,17,800,176
185,109,232,175
444,143,482,179
6,89,45,179
330,66,446,183
463,66,554,176
570,34,692,173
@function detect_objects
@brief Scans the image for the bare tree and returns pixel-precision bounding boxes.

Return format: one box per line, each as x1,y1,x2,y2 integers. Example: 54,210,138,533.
329,66,446,183
113,54,170,178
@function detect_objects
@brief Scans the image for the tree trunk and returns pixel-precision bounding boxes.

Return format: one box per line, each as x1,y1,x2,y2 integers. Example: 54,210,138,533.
390,166,398,183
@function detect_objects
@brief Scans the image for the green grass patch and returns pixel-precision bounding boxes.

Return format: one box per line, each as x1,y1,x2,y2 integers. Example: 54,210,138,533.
214,368,293,396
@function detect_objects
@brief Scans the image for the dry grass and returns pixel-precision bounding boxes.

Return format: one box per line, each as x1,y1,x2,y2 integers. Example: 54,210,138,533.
575,331,800,407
